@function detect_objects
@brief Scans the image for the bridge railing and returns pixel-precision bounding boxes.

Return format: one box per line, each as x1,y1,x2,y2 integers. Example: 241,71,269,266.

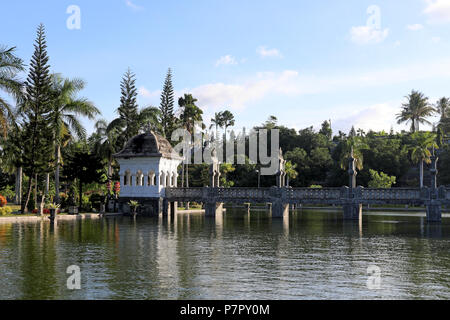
166,186,450,204
165,187,203,199
359,188,422,201
286,188,342,200
211,187,272,200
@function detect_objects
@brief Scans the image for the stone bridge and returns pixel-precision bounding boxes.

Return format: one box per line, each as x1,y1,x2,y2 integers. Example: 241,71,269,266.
165,186,450,222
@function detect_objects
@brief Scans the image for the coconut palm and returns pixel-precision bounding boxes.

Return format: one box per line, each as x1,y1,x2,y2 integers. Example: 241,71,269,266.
221,110,235,136
0,46,24,137
285,160,298,187
178,94,203,196
409,131,438,188
210,112,224,140
435,97,450,119
107,106,161,150
91,119,119,184
435,97,450,134
339,135,368,171
48,74,100,203
397,90,435,133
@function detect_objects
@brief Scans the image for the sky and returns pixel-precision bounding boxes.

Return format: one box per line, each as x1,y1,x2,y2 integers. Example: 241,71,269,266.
1,0,450,135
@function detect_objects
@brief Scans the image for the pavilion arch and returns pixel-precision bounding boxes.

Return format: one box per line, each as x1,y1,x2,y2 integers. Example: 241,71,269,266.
124,170,131,186
136,170,144,186
147,171,156,186
166,171,170,187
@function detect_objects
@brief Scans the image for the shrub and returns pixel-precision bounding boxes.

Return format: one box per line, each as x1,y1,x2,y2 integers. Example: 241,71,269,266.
310,185,323,189
0,195,7,207
89,193,104,211
0,207,13,216
368,169,396,189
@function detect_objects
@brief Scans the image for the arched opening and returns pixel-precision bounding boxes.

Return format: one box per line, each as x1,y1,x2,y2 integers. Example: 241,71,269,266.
124,170,131,186
136,170,143,186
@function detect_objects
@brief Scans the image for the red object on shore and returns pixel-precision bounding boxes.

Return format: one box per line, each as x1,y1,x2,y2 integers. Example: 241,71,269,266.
0,195,6,207
114,181,120,194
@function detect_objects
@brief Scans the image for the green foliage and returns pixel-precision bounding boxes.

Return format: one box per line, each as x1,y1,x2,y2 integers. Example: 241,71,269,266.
89,193,104,211
64,150,105,209
0,206,13,216
310,185,322,189
368,169,396,188
0,45,24,137
0,185,14,199
220,163,235,187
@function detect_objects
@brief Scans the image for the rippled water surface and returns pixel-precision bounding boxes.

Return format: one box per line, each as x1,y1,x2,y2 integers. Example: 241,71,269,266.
0,209,449,300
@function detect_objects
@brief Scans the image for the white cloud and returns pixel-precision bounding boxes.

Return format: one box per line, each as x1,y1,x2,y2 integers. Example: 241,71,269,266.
215,55,238,67
350,26,389,44
137,57,450,126
424,0,450,24
432,36,441,43
257,46,283,58
332,102,400,133
125,0,143,11
406,23,424,30
138,86,159,99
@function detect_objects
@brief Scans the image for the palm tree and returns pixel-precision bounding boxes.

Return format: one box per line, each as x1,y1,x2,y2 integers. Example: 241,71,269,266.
138,106,161,132
397,90,435,133
178,94,203,194
339,135,368,171
435,97,450,134
435,97,450,119
285,160,298,187
49,74,100,203
221,110,235,137
92,119,119,187
0,46,24,137
409,132,438,188
210,112,224,140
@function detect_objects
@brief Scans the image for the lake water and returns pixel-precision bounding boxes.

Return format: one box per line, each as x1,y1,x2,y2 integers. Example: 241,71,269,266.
0,209,449,300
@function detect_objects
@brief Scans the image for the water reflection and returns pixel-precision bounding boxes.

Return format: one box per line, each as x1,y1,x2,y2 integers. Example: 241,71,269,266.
0,209,449,300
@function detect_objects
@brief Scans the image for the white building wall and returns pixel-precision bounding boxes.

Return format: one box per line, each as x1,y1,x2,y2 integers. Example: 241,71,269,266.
117,157,180,198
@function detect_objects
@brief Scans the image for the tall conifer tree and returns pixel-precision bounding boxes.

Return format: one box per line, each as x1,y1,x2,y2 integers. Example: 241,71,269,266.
20,24,54,213
159,68,175,139
117,68,139,142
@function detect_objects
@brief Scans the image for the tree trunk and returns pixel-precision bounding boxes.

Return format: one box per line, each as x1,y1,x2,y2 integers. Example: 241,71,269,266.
79,179,83,211
45,173,50,196
39,194,45,216
15,167,22,205
55,144,60,204
34,173,38,210
185,163,189,210
22,174,33,214
108,156,112,180
420,160,424,188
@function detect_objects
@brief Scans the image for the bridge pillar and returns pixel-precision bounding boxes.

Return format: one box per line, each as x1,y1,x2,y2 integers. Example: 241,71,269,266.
343,203,362,221
170,201,177,218
272,200,289,218
162,199,169,218
205,202,222,218
426,201,442,222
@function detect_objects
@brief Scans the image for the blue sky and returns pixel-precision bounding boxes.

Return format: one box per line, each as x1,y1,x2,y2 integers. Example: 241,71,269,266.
2,0,450,135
